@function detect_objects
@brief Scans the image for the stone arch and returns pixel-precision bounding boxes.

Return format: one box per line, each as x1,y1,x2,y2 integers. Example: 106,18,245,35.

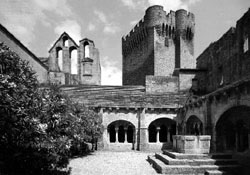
186,115,203,135
215,105,250,152
69,46,78,74
213,100,250,126
107,120,135,143
56,47,63,71
148,118,176,143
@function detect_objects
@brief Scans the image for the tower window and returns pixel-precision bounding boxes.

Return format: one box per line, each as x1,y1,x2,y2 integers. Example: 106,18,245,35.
84,41,90,58
63,36,69,47
244,35,249,53
166,25,168,37
162,23,165,36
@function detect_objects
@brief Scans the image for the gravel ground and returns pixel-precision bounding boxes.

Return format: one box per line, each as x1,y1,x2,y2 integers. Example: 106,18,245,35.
69,151,159,175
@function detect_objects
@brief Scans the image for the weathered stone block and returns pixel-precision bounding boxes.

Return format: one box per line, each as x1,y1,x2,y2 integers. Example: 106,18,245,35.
173,135,211,154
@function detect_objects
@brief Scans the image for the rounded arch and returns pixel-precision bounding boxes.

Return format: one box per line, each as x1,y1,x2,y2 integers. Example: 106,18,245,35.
214,101,250,126
107,120,135,143
148,118,176,143
56,47,63,71
215,105,250,152
186,115,203,135
83,41,90,58
69,46,78,74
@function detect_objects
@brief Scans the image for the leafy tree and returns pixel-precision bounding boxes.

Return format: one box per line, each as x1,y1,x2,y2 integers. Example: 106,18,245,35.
0,43,103,174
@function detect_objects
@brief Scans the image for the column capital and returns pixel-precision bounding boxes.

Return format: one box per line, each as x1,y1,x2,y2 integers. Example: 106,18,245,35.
156,127,161,131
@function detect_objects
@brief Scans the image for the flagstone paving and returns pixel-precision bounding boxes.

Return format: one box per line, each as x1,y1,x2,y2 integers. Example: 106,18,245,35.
69,151,158,175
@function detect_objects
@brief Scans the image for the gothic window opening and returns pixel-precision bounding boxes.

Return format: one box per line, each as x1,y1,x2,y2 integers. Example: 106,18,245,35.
162,23,165,36
166,25,168,37
172,27,175,38
243,35,249,53
56,47,63,71
186,115,203,135
70,47,78,74
218,66,223,87
169,26,172,37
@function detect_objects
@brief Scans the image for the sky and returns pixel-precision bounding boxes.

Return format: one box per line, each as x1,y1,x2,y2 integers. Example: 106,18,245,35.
0,0,249,85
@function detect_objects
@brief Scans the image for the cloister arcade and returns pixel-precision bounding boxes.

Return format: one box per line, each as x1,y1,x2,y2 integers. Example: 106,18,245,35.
216,106,250,152
107,120,136,144
148,118,176,143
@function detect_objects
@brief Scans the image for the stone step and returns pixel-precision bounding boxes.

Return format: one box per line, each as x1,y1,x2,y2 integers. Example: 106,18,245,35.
205,170,226,175
148,155,240,174
194,159,238,166
155,153,196,165
163,150,209,159
156,153,238,166
209,153,232,159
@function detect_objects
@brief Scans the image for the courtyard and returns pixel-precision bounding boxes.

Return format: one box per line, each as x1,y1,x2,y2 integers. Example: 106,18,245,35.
69,151,158,175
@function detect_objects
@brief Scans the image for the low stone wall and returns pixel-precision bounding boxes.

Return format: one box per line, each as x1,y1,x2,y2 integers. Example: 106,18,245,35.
173,135,211,154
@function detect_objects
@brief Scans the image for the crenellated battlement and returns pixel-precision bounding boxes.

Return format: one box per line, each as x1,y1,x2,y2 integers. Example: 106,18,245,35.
122,5,195,57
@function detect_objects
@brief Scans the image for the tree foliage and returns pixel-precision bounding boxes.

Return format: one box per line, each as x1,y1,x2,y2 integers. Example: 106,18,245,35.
0,43,103,174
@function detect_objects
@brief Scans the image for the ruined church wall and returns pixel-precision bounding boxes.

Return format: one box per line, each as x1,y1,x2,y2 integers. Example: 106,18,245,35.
0,25,48,84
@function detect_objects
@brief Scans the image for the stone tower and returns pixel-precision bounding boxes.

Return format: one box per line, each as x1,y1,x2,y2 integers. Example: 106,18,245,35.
48,33,101,85
122,5,195,86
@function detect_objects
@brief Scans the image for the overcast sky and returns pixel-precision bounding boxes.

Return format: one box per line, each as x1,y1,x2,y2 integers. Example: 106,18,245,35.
0,0,249,85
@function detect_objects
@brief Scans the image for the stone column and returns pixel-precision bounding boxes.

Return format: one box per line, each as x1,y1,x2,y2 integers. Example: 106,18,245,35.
167,127,171,142
138,108,148,151
107,130,110,143
133,128,137,150
124,127,128,143
115,127,119,143
235,131,238,152
156,127,161,143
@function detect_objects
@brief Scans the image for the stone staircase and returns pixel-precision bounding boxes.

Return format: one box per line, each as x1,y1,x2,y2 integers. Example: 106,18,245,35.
148,150,241,175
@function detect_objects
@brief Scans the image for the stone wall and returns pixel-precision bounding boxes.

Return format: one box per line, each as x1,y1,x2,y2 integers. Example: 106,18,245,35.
145,75,178,93
195,9,250,94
